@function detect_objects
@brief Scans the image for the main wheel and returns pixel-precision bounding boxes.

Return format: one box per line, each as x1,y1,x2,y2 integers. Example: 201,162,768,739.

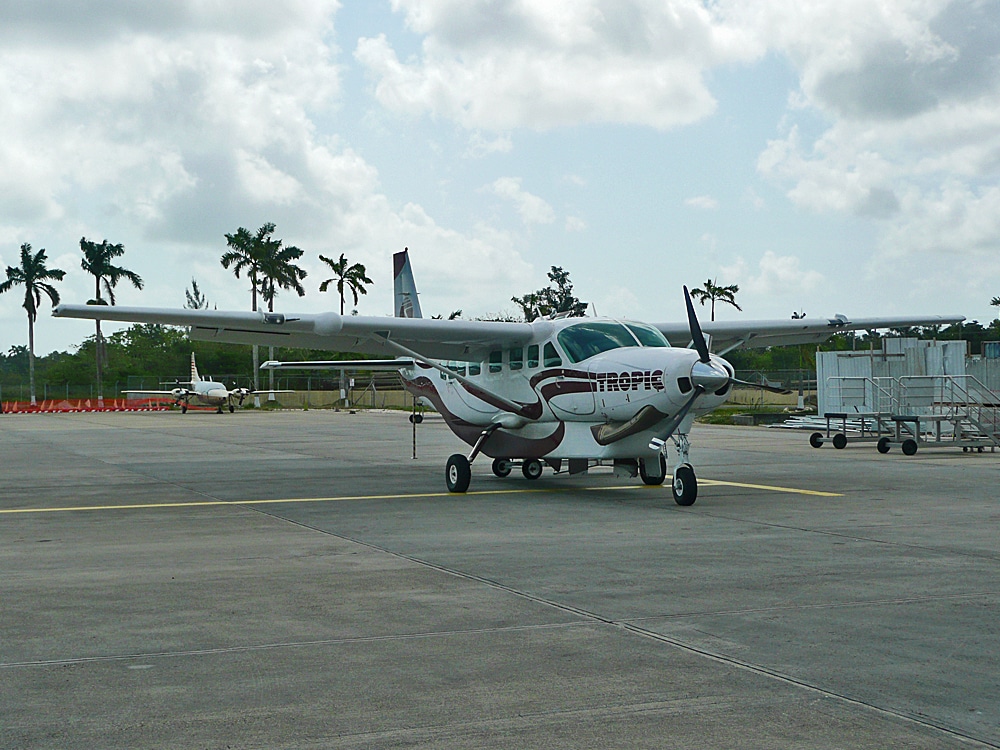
446,454,471,493
901,439,918,456
409,413,424,424
809,432,823,448
522,459,543,480
832,433,848,450
228,404,235,413
672,464,698,506
639,454,667,485
491,458,512,477
181,404,188,414
877,437,891,454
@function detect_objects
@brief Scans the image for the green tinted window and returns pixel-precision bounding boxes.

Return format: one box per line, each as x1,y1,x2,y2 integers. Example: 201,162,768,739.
543,342,562,368
527,344,539,368
509,347,523,370
489,350,502,373
625,323,669,348
556,322,638,364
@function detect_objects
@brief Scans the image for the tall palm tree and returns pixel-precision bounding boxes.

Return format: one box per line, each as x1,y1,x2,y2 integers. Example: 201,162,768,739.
689,278,742,322
221,223,277,396
258,238,307,395
79,238,144,399
0,244,65,405
318,253,373,315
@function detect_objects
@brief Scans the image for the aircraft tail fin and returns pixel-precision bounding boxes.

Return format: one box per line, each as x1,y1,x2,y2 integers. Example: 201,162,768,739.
190,352,201,383
393,247,422,319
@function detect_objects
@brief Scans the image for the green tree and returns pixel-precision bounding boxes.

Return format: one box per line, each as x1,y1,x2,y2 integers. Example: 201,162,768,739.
689,278,741,322
318,253,373,315
259,237,307,394
512,266,587,322
221,223,281,395
79,237,144,399
0,243,65,404
184,278,209,309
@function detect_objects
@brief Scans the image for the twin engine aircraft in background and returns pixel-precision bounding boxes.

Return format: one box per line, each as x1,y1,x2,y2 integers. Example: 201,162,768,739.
54,250,962,505
123,352,288,414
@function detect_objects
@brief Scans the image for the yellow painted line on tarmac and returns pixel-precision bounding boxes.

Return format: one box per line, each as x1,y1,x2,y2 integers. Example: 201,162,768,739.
0,479,840,515
695,479,842,497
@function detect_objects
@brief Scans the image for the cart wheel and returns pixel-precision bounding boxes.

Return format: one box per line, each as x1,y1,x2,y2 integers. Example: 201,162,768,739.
809,432,823,449
832,433,848,450
876,437,891,454
901,439,918,456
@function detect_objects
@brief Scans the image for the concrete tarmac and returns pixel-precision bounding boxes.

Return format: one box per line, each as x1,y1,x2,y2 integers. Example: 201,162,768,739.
1,409,998,748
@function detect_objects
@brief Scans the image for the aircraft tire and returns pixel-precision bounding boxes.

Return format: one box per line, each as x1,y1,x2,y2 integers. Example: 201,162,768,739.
181,404,188,414
446,454,471,493
409,413,424,424
832,433,848,449
491,458,512,477
522,459,543,480
639,454,667,485
901,439,918,456
877,437,891,454
809,432,823,448
229,404,235,413
672,464,698,506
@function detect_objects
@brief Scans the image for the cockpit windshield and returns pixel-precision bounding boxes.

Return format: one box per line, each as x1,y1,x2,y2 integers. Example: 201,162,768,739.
625,323,669,348
556,321,668,364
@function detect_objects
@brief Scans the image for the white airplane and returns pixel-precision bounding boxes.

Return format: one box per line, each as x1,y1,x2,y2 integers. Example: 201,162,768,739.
123,352,281,413
54,251,962,504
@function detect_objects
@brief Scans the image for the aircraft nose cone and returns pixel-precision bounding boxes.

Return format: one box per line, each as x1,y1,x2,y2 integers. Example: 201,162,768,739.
691,360,730,392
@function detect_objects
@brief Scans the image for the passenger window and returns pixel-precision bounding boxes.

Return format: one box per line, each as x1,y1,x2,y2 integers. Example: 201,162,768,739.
543,342,562,368
468,362,481,376
509,347,523,371
527,344,539,368
489,350,502,373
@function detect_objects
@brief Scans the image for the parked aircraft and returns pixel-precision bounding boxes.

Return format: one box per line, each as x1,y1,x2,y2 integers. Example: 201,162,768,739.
54,251,962,503
123,352,287,414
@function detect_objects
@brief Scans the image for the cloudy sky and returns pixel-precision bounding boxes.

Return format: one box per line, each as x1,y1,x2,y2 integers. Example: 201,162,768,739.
2,0,999,354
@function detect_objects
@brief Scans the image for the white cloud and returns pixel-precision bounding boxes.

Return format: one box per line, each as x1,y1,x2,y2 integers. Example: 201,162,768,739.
565,216,587,232
721,251,824,297
684,195,719,210
356,1,761,131
485,177,557,225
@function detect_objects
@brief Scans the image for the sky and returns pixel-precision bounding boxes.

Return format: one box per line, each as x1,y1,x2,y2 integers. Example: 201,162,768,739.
2,0,999,355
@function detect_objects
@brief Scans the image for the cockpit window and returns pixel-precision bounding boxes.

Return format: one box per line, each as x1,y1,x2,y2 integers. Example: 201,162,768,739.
625,323,669,348
556,321,641,364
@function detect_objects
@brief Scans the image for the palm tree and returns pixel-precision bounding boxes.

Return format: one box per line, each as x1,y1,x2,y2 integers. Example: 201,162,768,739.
689,278,742,322
318,253,373,315
258,238,307,396
0,244,65,405
221,223,278,396
79,238,144,400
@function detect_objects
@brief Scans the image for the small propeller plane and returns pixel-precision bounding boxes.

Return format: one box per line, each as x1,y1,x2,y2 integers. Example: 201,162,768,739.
123,352,287,414
54,251,962,504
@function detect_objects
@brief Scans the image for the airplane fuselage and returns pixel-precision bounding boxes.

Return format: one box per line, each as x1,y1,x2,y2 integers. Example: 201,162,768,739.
398,317,733,462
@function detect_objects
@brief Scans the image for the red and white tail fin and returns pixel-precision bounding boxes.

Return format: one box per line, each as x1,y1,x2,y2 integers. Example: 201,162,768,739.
190,352,201,383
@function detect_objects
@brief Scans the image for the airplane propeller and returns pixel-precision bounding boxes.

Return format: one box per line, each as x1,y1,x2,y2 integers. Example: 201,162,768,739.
650,286,791,452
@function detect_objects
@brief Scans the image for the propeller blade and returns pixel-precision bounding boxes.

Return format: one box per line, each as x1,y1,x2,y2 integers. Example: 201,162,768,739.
683,286,711,363
648,386,704,451
731,377,792,395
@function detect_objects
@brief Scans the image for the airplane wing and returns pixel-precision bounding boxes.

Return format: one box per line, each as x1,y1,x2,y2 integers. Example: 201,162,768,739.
260,359,415,370
52,305,533,362
653,314,965,353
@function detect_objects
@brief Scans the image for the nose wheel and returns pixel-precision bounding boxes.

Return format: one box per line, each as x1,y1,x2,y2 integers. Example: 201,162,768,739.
671,464,698,506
